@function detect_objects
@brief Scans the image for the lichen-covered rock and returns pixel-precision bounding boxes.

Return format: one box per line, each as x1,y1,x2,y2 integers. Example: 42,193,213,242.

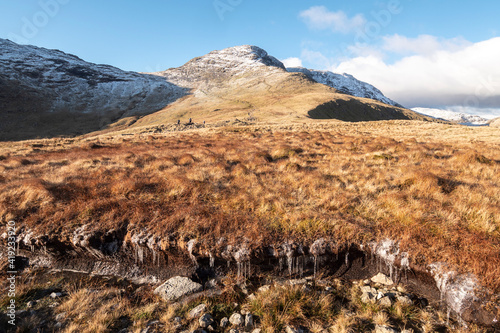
154,276,202,302
188,304,207,319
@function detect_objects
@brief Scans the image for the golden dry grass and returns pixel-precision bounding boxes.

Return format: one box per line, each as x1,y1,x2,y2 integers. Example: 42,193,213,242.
0,121,499,295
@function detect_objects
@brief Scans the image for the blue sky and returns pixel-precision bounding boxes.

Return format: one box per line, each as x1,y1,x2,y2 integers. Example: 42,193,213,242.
1,0,499,115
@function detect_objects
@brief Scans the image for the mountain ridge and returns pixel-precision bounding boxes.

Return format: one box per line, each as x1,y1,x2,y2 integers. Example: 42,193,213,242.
0,40,434,140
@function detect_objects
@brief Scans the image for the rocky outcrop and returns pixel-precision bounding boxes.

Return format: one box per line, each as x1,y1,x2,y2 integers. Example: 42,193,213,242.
154,276,202,302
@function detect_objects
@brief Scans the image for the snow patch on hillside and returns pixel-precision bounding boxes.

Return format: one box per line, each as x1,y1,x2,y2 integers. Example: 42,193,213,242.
412,107,489,125
287,67,401,107
0,38,186,117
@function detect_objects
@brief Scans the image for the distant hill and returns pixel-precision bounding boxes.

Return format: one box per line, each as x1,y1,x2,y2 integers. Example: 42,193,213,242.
412,107,489,125
489,117,500,127
0,41,434,141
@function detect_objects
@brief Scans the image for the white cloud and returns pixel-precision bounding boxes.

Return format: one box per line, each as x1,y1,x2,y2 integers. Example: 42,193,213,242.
299,6,366,34
382,34,472,56
301,49,332,69
281,57,303,68
330,37,500,109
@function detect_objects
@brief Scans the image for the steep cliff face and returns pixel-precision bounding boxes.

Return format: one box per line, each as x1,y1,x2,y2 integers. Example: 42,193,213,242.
0,38,186,140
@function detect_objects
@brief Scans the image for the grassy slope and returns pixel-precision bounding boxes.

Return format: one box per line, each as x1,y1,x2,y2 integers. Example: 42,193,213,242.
110,72,435,133
1,121,499,294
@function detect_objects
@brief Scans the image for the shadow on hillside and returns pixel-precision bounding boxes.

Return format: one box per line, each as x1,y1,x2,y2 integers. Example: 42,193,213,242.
0,74,190,142
307,99,413,122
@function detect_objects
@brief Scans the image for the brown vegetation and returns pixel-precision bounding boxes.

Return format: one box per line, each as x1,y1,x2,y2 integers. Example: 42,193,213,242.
0,121,499,295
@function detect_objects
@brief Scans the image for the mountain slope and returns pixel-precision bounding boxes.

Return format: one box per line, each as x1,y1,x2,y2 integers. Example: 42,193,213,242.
287,67,401,107
0,38,186,141
129,45,432,129
0,42,435,140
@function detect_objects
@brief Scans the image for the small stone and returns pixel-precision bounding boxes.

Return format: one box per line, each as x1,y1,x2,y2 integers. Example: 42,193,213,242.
55,312,66,321
375,325,398,333
188,304,207,318
229,329,239,333
241,309,249,315
245,313,253,327
54,322,63,329
397,285,406,293
173,317,183,328
49,302,59,308
252,329,262,333
371,273,394,286
26,300,37,308
325,286,333,292
229,313,244,326
360,286,377,295
258,285,270,293
199,313,214,328
396,295,413,306
287,279,307,286
363,279,371,285
50,292,63,298
361,291,376,304
248,293,256,301
285,326,302,333
378,296,393,307
220,317,229,328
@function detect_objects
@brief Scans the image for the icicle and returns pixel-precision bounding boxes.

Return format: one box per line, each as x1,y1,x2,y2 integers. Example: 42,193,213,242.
313,256,317,278
138,246,144,264
300,255,305,277
287,255,293,276
209,253,215,268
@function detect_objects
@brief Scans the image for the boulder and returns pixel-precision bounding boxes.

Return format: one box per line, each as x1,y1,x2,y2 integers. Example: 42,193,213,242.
154,276,202,302
371,273,394,286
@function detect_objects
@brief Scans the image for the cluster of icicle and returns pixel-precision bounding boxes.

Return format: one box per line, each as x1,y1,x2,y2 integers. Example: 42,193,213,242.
429,262,480,323
368,239,411,283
